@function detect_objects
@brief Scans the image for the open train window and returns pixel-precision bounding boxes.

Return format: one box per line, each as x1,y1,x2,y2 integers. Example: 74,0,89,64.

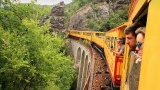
133,2,148,26
111,37,114,48
110,37,114,55
106,36,110,48
109,37,111,48
123,1,148,70
114,37,117,49
113,37,117,56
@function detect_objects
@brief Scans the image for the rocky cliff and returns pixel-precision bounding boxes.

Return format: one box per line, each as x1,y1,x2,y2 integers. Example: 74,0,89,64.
49,2,65,32
39,0,130,32
39,2,65,32
67,3,110,30
67,0,130,30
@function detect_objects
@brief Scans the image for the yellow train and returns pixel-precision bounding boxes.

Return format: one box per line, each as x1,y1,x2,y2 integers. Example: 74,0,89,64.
68,23,127,89
104,22,127,87
68,0,160,90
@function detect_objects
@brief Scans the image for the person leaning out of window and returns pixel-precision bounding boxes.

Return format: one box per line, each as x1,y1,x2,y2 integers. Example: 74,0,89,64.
110,38,125,56
134,27,146,63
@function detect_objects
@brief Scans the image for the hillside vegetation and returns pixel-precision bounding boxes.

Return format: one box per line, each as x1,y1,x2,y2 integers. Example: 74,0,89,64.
65,0,129,31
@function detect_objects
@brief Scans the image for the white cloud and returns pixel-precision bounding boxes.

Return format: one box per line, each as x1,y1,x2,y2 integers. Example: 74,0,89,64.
19,0,72,5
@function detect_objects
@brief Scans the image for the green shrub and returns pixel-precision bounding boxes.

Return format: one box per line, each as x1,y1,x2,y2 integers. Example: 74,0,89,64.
82,40,91,45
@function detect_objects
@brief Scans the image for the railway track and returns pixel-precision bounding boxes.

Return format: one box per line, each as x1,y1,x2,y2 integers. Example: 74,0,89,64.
92,48,112,90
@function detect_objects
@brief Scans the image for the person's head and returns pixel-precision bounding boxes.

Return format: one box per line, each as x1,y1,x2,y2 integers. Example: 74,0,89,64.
124,22,140,51
135,27,146,58
117,38,123,45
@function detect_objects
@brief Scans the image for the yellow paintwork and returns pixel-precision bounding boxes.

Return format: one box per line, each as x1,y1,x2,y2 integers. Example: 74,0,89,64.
92,32,105,48
120,45,129,90
68,23,128,86
68,1,160,89
128,0,147,23
104,23,127,85
83,31,93,41
121,0,160,90
68,30,83,38
138,0,160,90
68,30,105,48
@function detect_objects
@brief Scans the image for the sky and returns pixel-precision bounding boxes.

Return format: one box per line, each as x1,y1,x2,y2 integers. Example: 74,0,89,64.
19,0,72,5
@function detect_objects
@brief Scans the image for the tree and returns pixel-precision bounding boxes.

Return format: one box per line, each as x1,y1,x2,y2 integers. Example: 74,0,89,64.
0,1,76,90
99,5,129,31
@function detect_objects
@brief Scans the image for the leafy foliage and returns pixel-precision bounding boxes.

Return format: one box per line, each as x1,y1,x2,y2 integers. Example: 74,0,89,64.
65,0,128,31
0,1,76,90
82,40,91,45
64,0,99,22
88,20,100,31
64,1,80,22
99,5,129,31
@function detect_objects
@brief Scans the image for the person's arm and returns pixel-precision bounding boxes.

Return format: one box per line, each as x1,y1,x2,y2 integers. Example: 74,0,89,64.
111,45,124,56
133,51,142,63
111,49,123,55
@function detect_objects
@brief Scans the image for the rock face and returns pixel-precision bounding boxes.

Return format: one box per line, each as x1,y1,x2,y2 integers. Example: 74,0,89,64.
109,0,130,11
68,6,93,30
39,0,130,32
50,2,64,16
67,3,110,30
50,1,65,31
39,2,65,32
67,0,130,30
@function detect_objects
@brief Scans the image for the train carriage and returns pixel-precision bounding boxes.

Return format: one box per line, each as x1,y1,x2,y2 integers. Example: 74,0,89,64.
68,30,83,39
121,0,160,90
67,0,160,90
91,32,105,48
103,22,128,89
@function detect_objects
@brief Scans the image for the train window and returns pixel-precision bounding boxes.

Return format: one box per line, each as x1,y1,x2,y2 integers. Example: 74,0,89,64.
110,37,113,49
110,37,114,55
106,37,109,47
122,37,125,44
95,33,99,37
122,4,148,90
124,1,148,70
99,33,105,37
84,32,91,36
133,2,148,26
114,37,117,49
95,33,105,38
108,37,111,48
108,37,110,48
113,37,117,56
